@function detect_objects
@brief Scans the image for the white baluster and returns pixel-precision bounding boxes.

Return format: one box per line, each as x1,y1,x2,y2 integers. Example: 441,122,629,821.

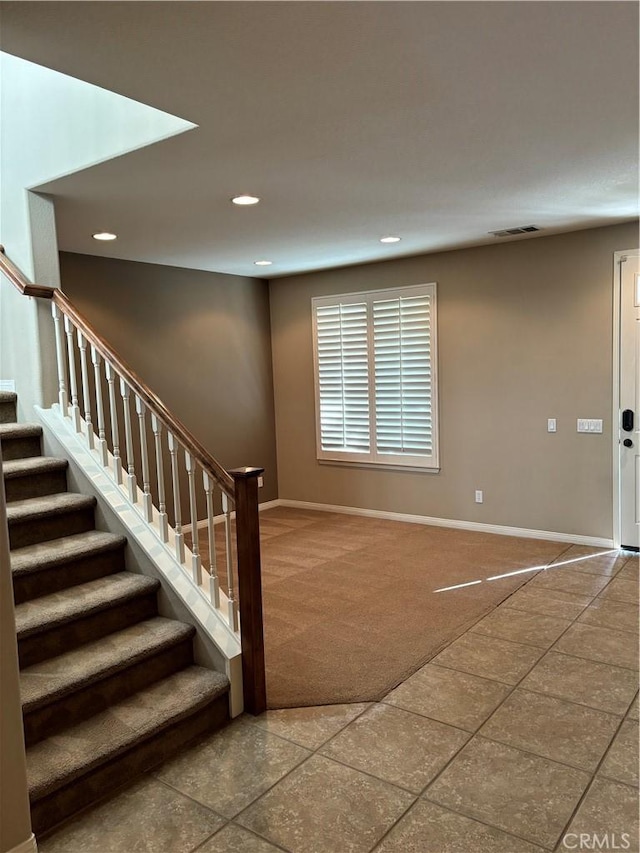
119,378,137,502
63,315,81,431
203,470,220,608
91,346,108,466
77,331,94,449
135,396,153,522
104,361,122,484
151,414,168,542
185,452,202,585
168,431,185,564
51,303,68,416
222,490,238,631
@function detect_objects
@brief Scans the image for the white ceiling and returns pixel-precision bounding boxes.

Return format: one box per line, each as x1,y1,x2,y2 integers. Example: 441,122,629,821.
2,1,638,278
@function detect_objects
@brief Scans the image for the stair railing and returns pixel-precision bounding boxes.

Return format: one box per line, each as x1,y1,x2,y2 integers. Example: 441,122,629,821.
0,247,266,714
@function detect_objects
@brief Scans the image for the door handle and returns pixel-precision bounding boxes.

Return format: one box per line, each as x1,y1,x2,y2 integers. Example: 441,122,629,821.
622,409,634,432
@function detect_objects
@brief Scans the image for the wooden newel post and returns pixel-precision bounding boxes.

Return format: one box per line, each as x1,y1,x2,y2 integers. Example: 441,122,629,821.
229,466,266,715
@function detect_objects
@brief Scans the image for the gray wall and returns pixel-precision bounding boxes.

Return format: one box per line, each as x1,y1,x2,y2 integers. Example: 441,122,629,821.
59,253,278,502
269,222,638,540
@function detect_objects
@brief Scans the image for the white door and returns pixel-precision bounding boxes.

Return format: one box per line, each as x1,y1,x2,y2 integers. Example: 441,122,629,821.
619,251,640,550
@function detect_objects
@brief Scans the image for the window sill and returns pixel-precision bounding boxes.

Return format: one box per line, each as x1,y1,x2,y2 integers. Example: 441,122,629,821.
317,459,440,474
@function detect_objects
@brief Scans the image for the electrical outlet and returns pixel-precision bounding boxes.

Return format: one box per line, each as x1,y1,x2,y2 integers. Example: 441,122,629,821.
475,490,483,504
258,475,264,488
548,418,556,433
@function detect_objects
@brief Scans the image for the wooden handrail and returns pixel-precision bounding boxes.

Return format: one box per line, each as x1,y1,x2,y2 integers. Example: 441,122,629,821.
0,246,234,494
55,290,234,493
0,246,55,299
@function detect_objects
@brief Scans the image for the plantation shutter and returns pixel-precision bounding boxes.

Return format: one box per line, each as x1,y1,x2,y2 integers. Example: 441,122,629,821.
315,302,370,453
373,292,433,456
313,283,438,469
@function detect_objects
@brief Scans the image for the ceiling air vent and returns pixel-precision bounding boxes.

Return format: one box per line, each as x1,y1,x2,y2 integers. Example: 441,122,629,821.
489,225,541,237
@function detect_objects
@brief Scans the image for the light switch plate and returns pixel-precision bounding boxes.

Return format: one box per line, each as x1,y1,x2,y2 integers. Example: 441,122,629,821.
548,418,556,432
577,419,603,433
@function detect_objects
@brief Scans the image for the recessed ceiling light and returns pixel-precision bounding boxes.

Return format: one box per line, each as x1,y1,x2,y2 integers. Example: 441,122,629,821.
92,231,117,241
254,260,272,266
232,195,260,206
380,236,401,244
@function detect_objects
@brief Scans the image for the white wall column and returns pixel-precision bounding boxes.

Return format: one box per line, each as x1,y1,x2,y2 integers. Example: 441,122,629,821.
0,191,60,421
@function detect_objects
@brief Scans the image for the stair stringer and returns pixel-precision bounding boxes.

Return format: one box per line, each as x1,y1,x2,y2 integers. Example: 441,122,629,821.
34,405,244,717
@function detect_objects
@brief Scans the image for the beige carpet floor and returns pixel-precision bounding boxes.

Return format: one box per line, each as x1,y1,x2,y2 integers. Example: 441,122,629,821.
194,506,571,708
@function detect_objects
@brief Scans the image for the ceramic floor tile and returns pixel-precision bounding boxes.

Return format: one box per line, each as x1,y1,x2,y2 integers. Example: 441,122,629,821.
196,823,284,853
383,663,511,731
617,565,639,582
520,651,639,715
480,689,620,771
471,607,572,649
528,568,609,598
618,560,639,581
598,576,639,604
578,598,639,634
629,694,639,720
432,633,543,685
550,547,627,577
598,720,639,787
563,558,626,578
553,623,639,671
373,799,547,853
250,703,371,750
503,587,591,620
559,778,639,852
238,754,415,853
154,719,310,818
425,737,590,849
320,703,470,793
37,778,224,853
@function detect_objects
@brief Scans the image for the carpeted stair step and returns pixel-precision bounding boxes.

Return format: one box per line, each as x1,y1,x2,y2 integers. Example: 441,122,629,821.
28,665,230,834
16,572,161,667
3,455,68,502
0,422,43,460
7,492,96,550
22,617,197,746
0,390,17,424
11,530,127,605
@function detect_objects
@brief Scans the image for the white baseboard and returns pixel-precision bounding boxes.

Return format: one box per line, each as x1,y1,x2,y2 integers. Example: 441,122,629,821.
258,499,282,513
276,499,615,548
185,495,614,547
8,834,37,853
182,499,282,535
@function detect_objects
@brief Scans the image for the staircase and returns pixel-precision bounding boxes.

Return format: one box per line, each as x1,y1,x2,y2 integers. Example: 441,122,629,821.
1,391,230,835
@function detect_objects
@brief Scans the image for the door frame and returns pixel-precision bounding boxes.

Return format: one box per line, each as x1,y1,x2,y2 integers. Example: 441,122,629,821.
612,248,639,548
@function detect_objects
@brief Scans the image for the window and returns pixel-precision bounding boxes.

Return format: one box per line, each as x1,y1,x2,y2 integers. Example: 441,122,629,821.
312,283,439,470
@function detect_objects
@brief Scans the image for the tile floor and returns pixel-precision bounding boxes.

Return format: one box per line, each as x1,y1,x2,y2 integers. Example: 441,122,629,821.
38,545,639,853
